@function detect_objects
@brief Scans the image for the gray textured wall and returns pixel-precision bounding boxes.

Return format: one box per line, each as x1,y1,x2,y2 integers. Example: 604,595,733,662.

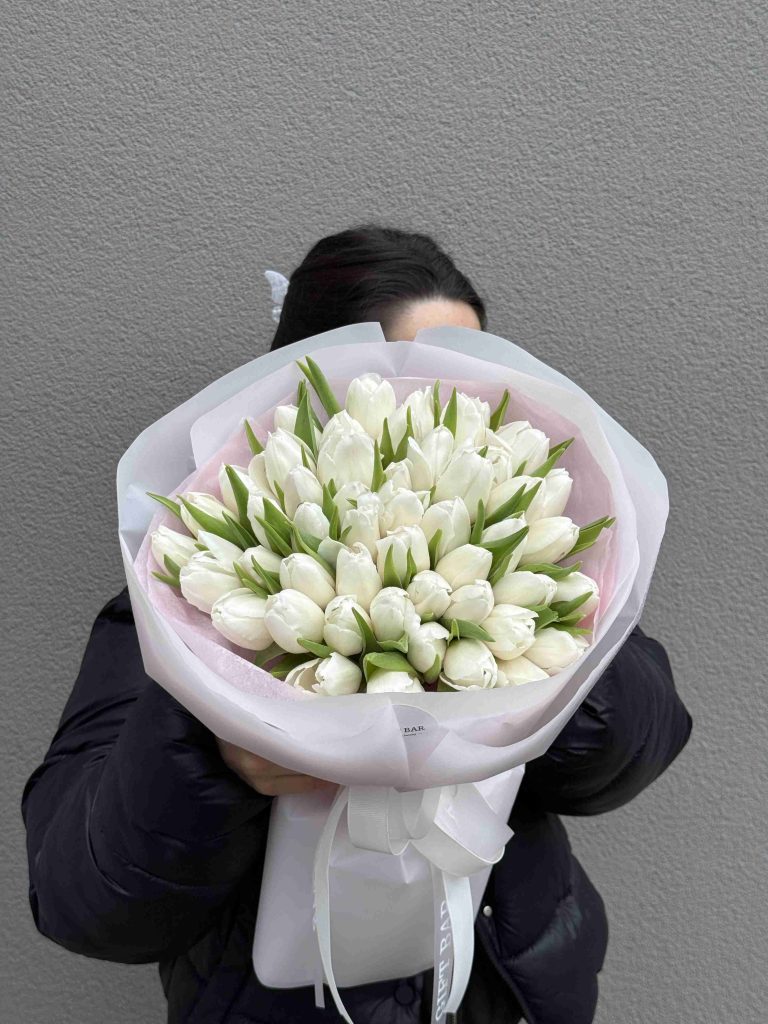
3,2,766,1022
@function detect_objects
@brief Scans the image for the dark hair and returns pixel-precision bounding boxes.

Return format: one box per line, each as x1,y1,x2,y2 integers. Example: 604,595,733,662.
268,223,487,351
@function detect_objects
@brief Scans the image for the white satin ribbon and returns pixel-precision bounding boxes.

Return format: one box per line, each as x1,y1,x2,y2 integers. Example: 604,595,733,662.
311,783,514,1024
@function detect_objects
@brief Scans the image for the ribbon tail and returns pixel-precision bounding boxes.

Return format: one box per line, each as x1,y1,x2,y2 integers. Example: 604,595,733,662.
443,873,474,1014
312,786,354,1024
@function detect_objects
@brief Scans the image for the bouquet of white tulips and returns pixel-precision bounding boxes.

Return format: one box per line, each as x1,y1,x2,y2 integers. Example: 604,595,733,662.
148,358,614,700
117,323,665,1024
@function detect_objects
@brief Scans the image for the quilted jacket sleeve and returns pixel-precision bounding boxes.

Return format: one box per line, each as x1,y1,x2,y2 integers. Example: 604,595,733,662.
517,624,692,816
21,586,273,964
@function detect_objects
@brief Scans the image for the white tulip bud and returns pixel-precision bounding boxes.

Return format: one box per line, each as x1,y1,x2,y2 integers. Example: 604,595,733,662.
196,530,245,568
273,403,299,434
446,581,495,624
369,587,420,642
382,404,409,450
407,570,452,620
432,449,494,518
321,409,368,444
264,428,313,493
341,504,380,557
179,552,239,613
294,502,330,541
247,452,272,494
440,639,498,690
314,653,363,695
318,536,345,569
376,525,430,581
484,443,521,485
333,481,373,517
481,604,537,660
335,544,382,610
218,463,262,515
366,670,425,694
481,516,528,544
210,589,272,650
493,421,550,474
407,621,450,677
285,658,321,694
238,545,283,578
179,492,232,538
282,465,323,518
525,627,590,673
381,459,412,490
378,487,425,533
279,553,336,609
406,427,455,491
246,493,282,549
519,517,580,566
323,594,371,656
492,571,557,608
527,469,573,522
317,431,375,489
494,656,549,686
402,386,438,440
264,589,326,653
420,499,471,561
435,544,492,589
553,571,600,617
346,373,397,439
442,392,490,447
150,525,198,573
486,475,541,518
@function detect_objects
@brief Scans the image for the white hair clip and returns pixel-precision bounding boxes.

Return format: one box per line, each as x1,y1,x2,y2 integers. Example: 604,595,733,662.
265,269,290,323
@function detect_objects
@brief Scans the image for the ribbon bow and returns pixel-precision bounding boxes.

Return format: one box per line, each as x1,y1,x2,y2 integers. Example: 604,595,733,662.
312,782,514,1024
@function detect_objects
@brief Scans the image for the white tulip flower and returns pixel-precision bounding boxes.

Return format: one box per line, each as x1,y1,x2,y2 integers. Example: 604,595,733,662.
553,572,600,617
407,570,452,620
519,517,580,566
443,392,490,447
366,670,425,694
150,525,198,573
317,431,376,489
273,403,299,434
378,487,425,534
246,493,282,549
179,492,232,538
407,621,450,677
445,581,495,624
494,656,549,686
321,409,368,445
279,553,336,609
314,653,363,696
435,544,492,589
247,452,272,494
369,588,420,642
420,498,471,561
341,503,380,557
179,552,240,613
528,469,573,523
376,525,430,581
318,536,345,569
381,459,412,490
333,481,373,517
405,427,455,490
218,463,262,515
493,421,550,474
285,658,322,694
335,544,382,609
440,639,498,690
525,627,590,673
264,589,326,653
481,604,537,660
293,502,330,541
481,516,528,544
238,545,283,578
402,387,438,440
282,465,324,518
323,595,372,656
346,373,397,439
210,589,271,650
492,571,557,609
432,449,494,518
264,428,313,493
196,530,245,568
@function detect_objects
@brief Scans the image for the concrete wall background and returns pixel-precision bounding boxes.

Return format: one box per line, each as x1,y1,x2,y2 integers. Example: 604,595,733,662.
3,2,766,1022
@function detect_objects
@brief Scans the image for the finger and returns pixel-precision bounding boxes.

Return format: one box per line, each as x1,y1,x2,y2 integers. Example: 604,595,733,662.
255,774,329,797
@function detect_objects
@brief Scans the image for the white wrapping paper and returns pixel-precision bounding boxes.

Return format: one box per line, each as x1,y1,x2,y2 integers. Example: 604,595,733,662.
116,323,667,1020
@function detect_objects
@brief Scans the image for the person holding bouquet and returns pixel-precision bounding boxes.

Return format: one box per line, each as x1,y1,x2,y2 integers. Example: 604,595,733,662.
22,224,692,1024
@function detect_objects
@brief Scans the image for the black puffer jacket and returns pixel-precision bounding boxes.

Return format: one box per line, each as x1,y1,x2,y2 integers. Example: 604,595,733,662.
22,587,692,1024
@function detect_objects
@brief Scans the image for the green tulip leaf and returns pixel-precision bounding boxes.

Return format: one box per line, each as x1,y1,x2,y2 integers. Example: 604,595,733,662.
244,420,264,455
147,492,183,519
363,651,413,681
489,389,510,432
